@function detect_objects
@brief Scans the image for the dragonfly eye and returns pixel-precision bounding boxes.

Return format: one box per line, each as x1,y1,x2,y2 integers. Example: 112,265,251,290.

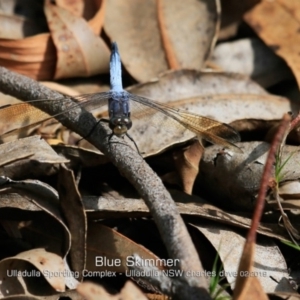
109,117,132,136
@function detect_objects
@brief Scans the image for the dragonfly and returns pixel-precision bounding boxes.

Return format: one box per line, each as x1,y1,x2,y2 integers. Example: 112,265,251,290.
0,42,241,154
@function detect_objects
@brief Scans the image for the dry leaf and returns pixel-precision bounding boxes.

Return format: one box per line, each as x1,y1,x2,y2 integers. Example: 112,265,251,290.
0,177,71,257
57,164,86,281
211,38,292,87
86,223,166,274
77,281,114,300
0,136,69,178
0,33,56,80
191,222,289,293
104,0,219,81
172,140,204,194
84,194,291,241
126,70,291,156
0,0,107,80
44,0,110,79
0,249,66,295
244,0,300,88
198,141,300,211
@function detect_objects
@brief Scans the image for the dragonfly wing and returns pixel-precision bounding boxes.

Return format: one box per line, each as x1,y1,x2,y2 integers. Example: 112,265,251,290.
0,92,111,138
128,92,241,152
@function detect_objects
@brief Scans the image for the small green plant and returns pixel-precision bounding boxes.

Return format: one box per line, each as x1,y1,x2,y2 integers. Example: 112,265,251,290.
209,252,231,300
281,239,300,251
274,151,295,185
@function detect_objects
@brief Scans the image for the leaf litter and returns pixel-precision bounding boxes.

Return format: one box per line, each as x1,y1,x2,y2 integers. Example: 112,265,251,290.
0,0,300,299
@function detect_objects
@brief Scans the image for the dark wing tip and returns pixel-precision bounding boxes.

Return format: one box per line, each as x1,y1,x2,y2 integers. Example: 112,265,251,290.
212,123,241,143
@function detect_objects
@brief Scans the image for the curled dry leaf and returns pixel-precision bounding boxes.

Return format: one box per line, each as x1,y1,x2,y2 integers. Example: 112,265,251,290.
55,0,85,18
0,34,56,80
0,177,72,258
191,222,289,293
104,0,219,82
44,0,110,79
244,0,300,88
57,164,87,281
0,0,108,80
0,249,65,296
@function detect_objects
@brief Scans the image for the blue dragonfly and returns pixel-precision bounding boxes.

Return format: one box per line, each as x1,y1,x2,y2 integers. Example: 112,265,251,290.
0,42,240,153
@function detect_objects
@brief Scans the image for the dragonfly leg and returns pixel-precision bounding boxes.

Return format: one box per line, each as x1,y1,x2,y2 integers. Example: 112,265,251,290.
76,118,109,145
76,118,142,156
106,132,142,156
125,133,142,156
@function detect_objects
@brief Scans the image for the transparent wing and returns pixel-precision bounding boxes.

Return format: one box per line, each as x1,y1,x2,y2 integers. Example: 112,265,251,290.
0,92,111,137
127,92,241,151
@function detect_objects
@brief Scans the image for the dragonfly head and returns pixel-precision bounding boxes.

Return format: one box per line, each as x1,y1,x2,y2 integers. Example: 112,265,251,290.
109,116,132,136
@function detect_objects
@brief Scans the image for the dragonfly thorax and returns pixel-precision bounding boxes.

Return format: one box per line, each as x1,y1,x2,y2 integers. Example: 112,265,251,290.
109,116,132,136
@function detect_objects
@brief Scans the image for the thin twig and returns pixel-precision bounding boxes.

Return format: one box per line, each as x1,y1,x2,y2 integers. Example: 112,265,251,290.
247,113,291,244
0,67,211,300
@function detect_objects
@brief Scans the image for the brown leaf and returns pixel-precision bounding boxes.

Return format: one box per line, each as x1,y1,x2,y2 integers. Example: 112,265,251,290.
58,164,87,281
0,249,65,295
104,0,219,82
52,144,109,167
44,0,110,79
157,0,219,70
86,223,165,273
0,13,43,39
233,242,268,300
55,0,85,17
119,281,148,300
244,0,300,88
127,70,291,156
211,38,292,87
192,222,289,293
84,194,291,241
0,0,106,80
198,141,300,211
172,140,204,194
0,136,69,178
127,70,267,100
0,177,71,258
77,281,114,300
0,33,56,80
55,0,106,35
